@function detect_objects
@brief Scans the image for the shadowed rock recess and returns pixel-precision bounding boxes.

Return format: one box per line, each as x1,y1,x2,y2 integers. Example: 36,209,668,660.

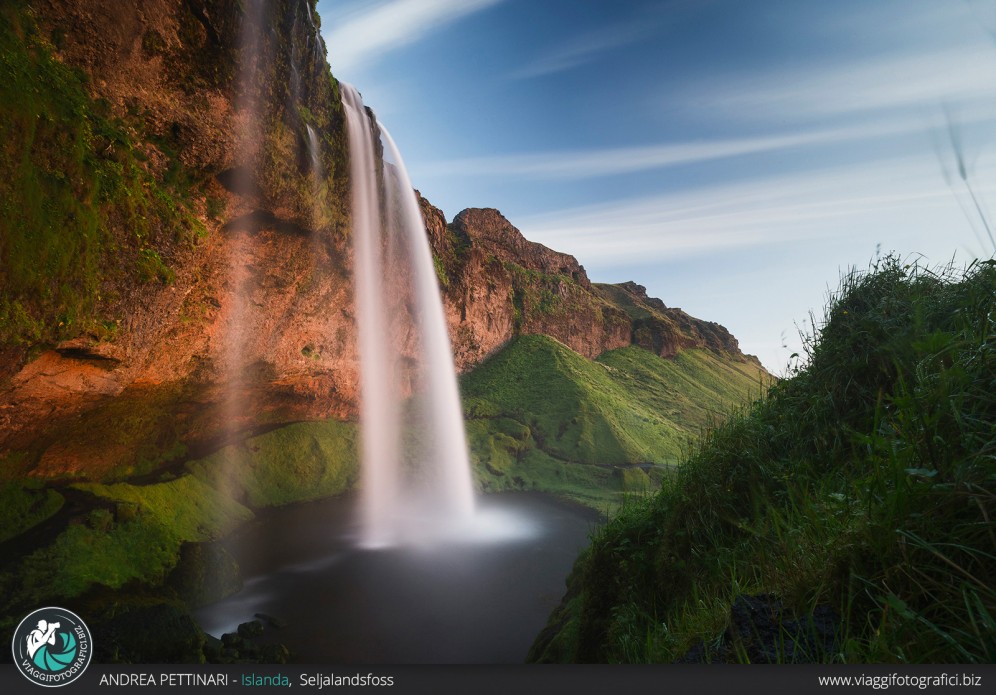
0,0,769,663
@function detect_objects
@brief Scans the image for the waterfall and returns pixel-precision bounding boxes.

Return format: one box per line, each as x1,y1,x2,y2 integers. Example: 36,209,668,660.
305,124,321,177
341,84,475,547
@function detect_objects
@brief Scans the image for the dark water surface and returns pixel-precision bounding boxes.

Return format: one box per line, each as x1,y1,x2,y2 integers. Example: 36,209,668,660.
194,492,599,663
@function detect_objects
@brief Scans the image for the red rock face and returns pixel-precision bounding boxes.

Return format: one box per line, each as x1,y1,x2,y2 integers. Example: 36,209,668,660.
0,220,362,476
422,201,630,369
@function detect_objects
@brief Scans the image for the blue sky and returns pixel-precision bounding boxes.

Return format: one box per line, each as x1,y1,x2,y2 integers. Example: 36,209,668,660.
316,0,996,373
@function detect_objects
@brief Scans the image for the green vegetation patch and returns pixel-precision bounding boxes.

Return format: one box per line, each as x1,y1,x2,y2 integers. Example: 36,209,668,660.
75,475,253,542
462,335,764,511
463,334,764,466
592,283,654,320
0,481,64,542
188,420,359,508
466,419,622,509
530,257,996,664
5,474,253,603
15,516,180,603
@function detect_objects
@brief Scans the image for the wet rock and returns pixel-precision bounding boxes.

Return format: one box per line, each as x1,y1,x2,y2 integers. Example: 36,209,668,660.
211,621,291,664
167,542,243,607
259,643,291,664
238,620,265,639
254,612,288,629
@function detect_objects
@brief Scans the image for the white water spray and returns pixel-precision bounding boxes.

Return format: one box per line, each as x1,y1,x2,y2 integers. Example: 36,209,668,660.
341,84,475,548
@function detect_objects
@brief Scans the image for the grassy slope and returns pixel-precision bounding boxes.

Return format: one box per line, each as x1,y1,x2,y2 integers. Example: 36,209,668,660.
462,334,767,509
529,258,995,664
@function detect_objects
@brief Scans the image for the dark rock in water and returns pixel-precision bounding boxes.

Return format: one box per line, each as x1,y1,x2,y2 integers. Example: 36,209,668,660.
255,612,288,629
167,542,243,607
677,594,839,663
259,643,291,664
238,620,265,639
211,620,292,664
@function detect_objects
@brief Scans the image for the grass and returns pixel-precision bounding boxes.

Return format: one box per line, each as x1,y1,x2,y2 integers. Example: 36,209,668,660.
461,334,767,509
528,256,995,664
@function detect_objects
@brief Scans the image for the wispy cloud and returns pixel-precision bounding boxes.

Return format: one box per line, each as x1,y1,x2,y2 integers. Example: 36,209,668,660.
677,43,996,125
419,112,985,181
323,0,503,74
508,21,653,80
514,155,996,265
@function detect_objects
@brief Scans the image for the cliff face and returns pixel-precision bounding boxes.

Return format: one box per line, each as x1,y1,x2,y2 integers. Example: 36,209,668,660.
0,0,762,481
421,200,627,368
422,202,760,371
1,0,356,477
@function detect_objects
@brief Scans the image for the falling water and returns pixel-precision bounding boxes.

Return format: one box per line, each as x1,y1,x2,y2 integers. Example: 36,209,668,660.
341,84,475,547
218,0,268,497
305,124,321,176
342,84,401,547
380,125,476,518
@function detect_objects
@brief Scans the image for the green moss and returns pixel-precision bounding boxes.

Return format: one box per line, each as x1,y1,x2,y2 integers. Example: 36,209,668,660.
1,419,358,605
74,475,253,542
137,247,176,284
188,420,359,508
433,253,449,288
0,475,252,601
17,518,180,601
0,481,64,542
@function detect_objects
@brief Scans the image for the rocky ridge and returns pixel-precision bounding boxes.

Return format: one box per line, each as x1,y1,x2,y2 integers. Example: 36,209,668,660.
424,201,760,370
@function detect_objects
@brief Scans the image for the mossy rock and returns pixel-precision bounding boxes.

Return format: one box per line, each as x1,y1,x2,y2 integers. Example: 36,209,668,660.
166,542,242,608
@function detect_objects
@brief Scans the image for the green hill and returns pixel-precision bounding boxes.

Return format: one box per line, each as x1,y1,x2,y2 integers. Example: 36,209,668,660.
528,257,995,664
461,334,768,508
